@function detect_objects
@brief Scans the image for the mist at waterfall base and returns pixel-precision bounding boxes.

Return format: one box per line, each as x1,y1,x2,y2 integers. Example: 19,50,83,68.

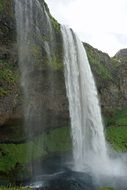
15,0,127,189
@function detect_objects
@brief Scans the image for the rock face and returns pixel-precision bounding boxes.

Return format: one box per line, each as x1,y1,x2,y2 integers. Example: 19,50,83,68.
0,0,127,183
0,0,21,126
84,43,127,113
114,48,127,62
0,0,127,129
0,0,69,131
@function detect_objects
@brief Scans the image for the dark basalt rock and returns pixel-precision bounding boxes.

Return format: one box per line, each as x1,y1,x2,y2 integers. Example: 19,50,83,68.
114,48,127,62
30,169,96,190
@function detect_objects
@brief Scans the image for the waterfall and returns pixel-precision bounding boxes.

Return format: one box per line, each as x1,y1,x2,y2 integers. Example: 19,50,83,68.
15,0,109,175
15,0,127,184
15,0,52,127
61,26,109,172
15,0,56,178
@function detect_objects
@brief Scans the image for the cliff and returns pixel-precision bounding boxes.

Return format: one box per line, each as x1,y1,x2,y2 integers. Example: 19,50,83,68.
0,0,127,184
84,43,127,112
0,0,127,129
0,0,68,132
0,0,21,126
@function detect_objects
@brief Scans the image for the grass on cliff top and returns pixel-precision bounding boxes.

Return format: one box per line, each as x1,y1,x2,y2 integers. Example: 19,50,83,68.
0,127,71,172
85,44,112,80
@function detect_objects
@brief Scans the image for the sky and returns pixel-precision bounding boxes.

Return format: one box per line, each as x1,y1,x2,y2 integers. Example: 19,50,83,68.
45,0,127,56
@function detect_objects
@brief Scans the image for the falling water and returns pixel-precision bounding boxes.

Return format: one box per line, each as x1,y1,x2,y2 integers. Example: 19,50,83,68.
15,0,53,127
61,26,127,181
15,0,127,187
15,0,56,178
61,26,110,172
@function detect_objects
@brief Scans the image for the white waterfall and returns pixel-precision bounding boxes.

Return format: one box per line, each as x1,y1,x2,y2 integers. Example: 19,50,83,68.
15,0,54,133
15,0,127,184
15,0,55,177
61,26,109,171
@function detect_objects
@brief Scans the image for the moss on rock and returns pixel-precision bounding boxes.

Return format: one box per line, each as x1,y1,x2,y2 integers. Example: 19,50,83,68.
0,188,30,190
0,0,14,16
0,59,18,97
84,43,112,80
0,127,71,172
104,107,127,152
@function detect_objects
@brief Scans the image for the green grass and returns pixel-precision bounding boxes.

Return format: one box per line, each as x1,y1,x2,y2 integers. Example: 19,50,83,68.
0,0,14,16
106,108,127,127
1,107,127,180
0,185,116,190
105,108,127,152
0,143,44,171
0,60,17,82
0,1,4,12
106,126,127,152
51,56,63,70
0,88,9,96
1,106,127,172
84,43,112,80
0,69,17,84
0,186,115,190
0,60,18,97
0,127,71,172
50,16,60,32
0,188,30,190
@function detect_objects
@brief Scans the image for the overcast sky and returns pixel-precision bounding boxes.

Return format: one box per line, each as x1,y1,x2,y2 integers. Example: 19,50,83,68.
45,0,127,56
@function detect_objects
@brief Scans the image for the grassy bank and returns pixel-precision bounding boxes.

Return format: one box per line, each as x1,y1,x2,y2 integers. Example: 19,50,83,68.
0,186,115,190
1,108,127,172
105,108,127,127
0,188,30,190
0,107,127,186
0,127,71,172
106,126,127,151
105,108,127,152
0,187,115,190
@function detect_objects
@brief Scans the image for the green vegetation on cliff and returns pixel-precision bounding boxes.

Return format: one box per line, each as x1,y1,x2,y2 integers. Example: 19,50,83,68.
0,60,18,97
84,43,112,80
44,1,61,33
0,188,30,190
105,108,127,151
0,0,127,188
0,127,71,172
106,126,127,151
1,111,127,179
0,0,17,98
0,0,14,16
0,185,116,190
106,108,127,127
43,0,63,71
